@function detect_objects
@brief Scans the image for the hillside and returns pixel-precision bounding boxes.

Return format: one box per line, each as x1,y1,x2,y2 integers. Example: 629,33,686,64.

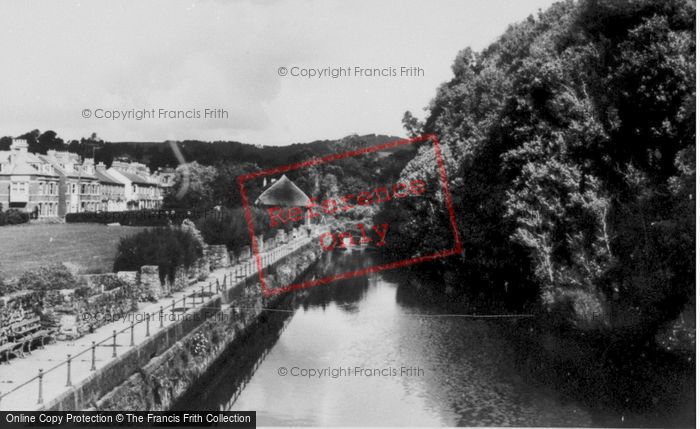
0,132,405,172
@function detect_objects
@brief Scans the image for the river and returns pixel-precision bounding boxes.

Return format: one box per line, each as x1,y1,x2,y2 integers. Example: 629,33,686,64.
174,251,694,427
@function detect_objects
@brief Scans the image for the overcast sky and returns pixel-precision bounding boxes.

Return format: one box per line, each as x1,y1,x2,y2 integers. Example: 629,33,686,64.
0,0,557,146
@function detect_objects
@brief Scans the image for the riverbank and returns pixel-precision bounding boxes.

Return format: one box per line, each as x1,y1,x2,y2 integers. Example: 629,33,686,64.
391,265,696,427
172,251,695,426
0,233,320,411
89,240,321,411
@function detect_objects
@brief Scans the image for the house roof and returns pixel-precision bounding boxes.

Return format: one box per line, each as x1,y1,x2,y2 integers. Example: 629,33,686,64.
7,161,40,175
37,154,97,180
255,174,311,207
116,170,155,186
95,168,124,185
0,153,59,178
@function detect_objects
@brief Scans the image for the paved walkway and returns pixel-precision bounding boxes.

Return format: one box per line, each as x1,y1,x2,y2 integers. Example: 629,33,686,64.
0,236,311,411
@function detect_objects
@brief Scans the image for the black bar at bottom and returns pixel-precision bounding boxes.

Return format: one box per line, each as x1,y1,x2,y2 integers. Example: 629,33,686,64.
0,411,255,427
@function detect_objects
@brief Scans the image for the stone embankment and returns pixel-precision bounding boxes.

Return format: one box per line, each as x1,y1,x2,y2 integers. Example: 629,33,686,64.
45,241,320,411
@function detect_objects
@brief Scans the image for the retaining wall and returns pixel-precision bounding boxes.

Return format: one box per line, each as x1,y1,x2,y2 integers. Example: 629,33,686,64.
41,241,321,411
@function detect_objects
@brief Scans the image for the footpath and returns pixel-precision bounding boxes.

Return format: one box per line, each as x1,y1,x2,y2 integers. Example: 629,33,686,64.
0,236,310,411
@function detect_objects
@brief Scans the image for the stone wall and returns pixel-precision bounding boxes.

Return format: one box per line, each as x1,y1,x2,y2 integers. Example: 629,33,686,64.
41,298,223,411
116,271,137,285
44,241,321,411
81,273,119,295
138,265,163,301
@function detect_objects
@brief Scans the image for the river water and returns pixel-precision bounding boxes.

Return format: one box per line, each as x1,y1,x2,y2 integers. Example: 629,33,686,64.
175,251,694,427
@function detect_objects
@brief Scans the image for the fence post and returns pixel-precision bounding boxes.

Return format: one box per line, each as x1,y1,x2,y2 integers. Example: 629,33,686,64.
66,354,72,387
112,330,117,358
37,369,43,404
172,299,176,311
191,292,195,307
91,341,96,370
182,296,186,309
146,314,150,337
201,286,205,303
209,282,212,295
130,322,135,346
159,306,164,328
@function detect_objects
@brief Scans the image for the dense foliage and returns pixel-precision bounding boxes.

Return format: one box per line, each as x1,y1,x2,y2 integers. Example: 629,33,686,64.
0,208,30,226
113,227,203,283
381,0,695,336
1,132,400,173
17,263,78,291
195,206,283,254
160,135,415,211
66,208,202,226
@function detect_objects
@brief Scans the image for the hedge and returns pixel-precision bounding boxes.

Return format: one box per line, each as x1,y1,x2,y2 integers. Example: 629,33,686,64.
113,227,204,283
65,208,224,227
0,209,30,226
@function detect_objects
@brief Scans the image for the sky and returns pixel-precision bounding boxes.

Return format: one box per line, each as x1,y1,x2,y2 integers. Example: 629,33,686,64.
0,0,558,146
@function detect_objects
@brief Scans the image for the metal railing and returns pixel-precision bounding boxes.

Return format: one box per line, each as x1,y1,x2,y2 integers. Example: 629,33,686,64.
0,235,311,410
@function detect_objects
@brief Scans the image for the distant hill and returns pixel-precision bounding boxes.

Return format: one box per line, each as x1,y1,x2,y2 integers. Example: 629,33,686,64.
97,134,404,171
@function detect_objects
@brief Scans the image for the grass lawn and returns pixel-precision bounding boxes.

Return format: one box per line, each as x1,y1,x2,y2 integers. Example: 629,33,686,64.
0,223,148,279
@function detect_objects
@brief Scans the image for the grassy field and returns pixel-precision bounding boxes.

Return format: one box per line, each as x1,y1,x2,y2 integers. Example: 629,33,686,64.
0,223,148,279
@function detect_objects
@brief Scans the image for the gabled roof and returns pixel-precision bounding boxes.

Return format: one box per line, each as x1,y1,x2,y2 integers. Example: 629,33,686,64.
95,168,124,185
37,154,97,180
255,174,311,207
116,170,155,186
0,154,59,178
8,161,40,175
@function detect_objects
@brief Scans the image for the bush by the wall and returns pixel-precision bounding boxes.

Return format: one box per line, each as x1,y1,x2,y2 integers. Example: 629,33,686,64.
18,264,79,291
195,207,298,254
0,209,30,226
113,227,204,284
66,209,223,226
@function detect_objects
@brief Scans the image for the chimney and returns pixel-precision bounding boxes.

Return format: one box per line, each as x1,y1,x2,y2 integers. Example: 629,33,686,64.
10,138,28,154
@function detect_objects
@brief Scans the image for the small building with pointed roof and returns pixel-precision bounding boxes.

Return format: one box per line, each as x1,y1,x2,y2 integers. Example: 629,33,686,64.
255,174,311,207
255,174,313,242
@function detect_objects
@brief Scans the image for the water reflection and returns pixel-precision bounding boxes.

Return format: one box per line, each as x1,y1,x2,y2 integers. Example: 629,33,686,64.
300,251,374,312
174,252,693,427
172,304,294,412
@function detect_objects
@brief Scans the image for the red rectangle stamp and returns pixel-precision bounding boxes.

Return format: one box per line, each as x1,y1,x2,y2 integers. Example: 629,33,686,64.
238,134,461,297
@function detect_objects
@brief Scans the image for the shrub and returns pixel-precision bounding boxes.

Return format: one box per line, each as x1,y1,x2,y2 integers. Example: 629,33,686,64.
113,227,204,284
18,264,78,291
66,209,180,226
0,279,21,297
0,208,30,226
195,207,298,254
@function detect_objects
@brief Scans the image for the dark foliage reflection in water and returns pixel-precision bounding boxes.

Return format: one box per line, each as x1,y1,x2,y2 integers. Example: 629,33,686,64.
175,252,693,427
